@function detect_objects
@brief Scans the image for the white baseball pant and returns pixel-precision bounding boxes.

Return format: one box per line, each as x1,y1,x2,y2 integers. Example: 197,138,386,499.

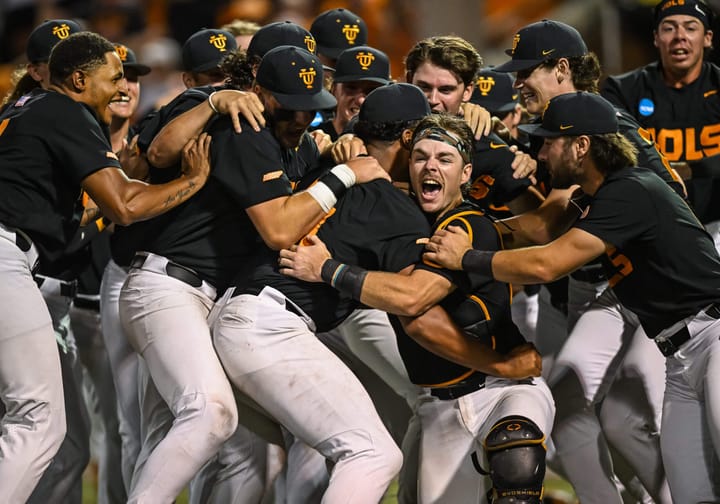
119,265,238,504
212,286,403,504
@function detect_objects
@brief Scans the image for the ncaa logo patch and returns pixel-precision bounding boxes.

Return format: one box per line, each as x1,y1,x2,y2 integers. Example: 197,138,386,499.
638,98,655,117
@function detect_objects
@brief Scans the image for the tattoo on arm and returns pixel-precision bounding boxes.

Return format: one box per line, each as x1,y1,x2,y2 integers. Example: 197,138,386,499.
163,180,197,207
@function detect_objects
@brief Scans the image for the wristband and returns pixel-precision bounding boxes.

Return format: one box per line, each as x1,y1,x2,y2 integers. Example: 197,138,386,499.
321,259,368,301
208,91,220,114
330,163,356,187
306,182,337,213
461,249,496,277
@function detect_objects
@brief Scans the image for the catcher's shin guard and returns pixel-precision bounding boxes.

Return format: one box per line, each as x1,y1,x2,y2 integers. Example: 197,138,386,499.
483,416,546,503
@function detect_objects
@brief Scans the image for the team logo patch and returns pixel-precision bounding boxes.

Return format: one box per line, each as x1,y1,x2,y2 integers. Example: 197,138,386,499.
511,33,520,55
355,51,375,70
342,24,361,45
262,170,284,182
114,44,128,62
299,67,317,89
304,35,316,53
52,23,72,40
209,33,228,52
638,98,655,117
476,76,495,96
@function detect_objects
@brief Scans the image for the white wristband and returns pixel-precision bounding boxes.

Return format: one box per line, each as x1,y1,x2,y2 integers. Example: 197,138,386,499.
208,91,220,114
331,163,356,188
306,182,337,213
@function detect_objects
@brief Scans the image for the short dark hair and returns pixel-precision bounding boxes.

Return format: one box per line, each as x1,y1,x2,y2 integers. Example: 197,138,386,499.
588,133,638,175
539,53,602,93
219,48,254,90
405,36,482,87
354,118,421,143
49,32,116,87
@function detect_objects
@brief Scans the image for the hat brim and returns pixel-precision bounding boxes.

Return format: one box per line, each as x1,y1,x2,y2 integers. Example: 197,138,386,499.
493,58,544,73
332,74,389,84
123,63,151,76
272,88,337,111
518,123,561,137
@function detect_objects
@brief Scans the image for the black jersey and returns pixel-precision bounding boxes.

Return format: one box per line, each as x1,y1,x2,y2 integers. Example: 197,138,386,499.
0,89,120,269
468,132,532,211
234,179,430,332
393,202,526,386
136,113,319,291
110,86,216,267
602,61,720,220
574,167,720,337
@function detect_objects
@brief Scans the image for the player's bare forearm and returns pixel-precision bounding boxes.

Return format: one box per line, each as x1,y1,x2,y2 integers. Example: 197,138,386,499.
399,306,541,379
147,101,214,168
359,268,454,317
499,187,580,248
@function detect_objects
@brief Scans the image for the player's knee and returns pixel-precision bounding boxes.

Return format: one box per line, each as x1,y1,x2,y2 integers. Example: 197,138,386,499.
205,396,239,442
484,416,546,504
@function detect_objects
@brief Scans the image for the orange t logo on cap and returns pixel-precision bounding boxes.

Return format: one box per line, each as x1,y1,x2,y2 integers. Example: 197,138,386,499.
476,76,495,96
342,24,360,44
52,24,72,40
299,67,317,89
356,52,375,70
209,34,228,52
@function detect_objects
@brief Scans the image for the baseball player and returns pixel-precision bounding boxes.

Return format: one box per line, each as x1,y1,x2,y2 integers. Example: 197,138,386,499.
311,45,391,141
278,113,556,504
404,35,542,215
493,19,684,503
602,0,720,248
0,31,211,504
117,45,387,503
425,91,720,504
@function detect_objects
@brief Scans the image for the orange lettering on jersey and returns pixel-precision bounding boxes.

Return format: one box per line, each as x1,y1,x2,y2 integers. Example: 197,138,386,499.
684,129,703,161
701,123,720,157
606,246,633,288
468,174,494,200
655,128,683,161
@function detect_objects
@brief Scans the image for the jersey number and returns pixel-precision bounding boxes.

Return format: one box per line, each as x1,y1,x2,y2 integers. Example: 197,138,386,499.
606,246,633,288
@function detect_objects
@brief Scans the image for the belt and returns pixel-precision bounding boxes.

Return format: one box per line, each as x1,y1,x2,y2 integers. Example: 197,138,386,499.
0,222,39,272
655,302,720,356
35,274,77,298
73,295,100,312
130,252,217,300
429,373,486,400
570,266,606,284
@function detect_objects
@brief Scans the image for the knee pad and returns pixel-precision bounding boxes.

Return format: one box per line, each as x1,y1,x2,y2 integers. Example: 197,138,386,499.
483,416,546,504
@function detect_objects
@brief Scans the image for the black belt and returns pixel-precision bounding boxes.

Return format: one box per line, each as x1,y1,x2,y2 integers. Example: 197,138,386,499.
570,266,606,284
656,303,720,356
429,373,486,400
73,296,100,312
34,275,77,298
15,232,31,252
130,254,203,288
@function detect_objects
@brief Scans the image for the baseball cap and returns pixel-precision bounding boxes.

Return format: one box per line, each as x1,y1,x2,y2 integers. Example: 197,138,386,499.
182,28,237,73
469,69,519,115
310,8,368,60
519,92,618,138
654,0,714,29
27,19,83,63
358,83,431,123
114,43,151,76
494,20,588,73
247,21,317,61
256,45,336,111
332,46,390,84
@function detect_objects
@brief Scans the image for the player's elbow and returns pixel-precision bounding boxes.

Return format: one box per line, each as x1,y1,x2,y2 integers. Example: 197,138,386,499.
259,230,296,251
146,142,176,169
532,262,560,284
391,293,435,317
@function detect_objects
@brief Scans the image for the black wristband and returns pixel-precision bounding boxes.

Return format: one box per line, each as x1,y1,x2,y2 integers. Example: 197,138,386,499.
320,258,368,301
318,171,348,200
461,250,496,277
